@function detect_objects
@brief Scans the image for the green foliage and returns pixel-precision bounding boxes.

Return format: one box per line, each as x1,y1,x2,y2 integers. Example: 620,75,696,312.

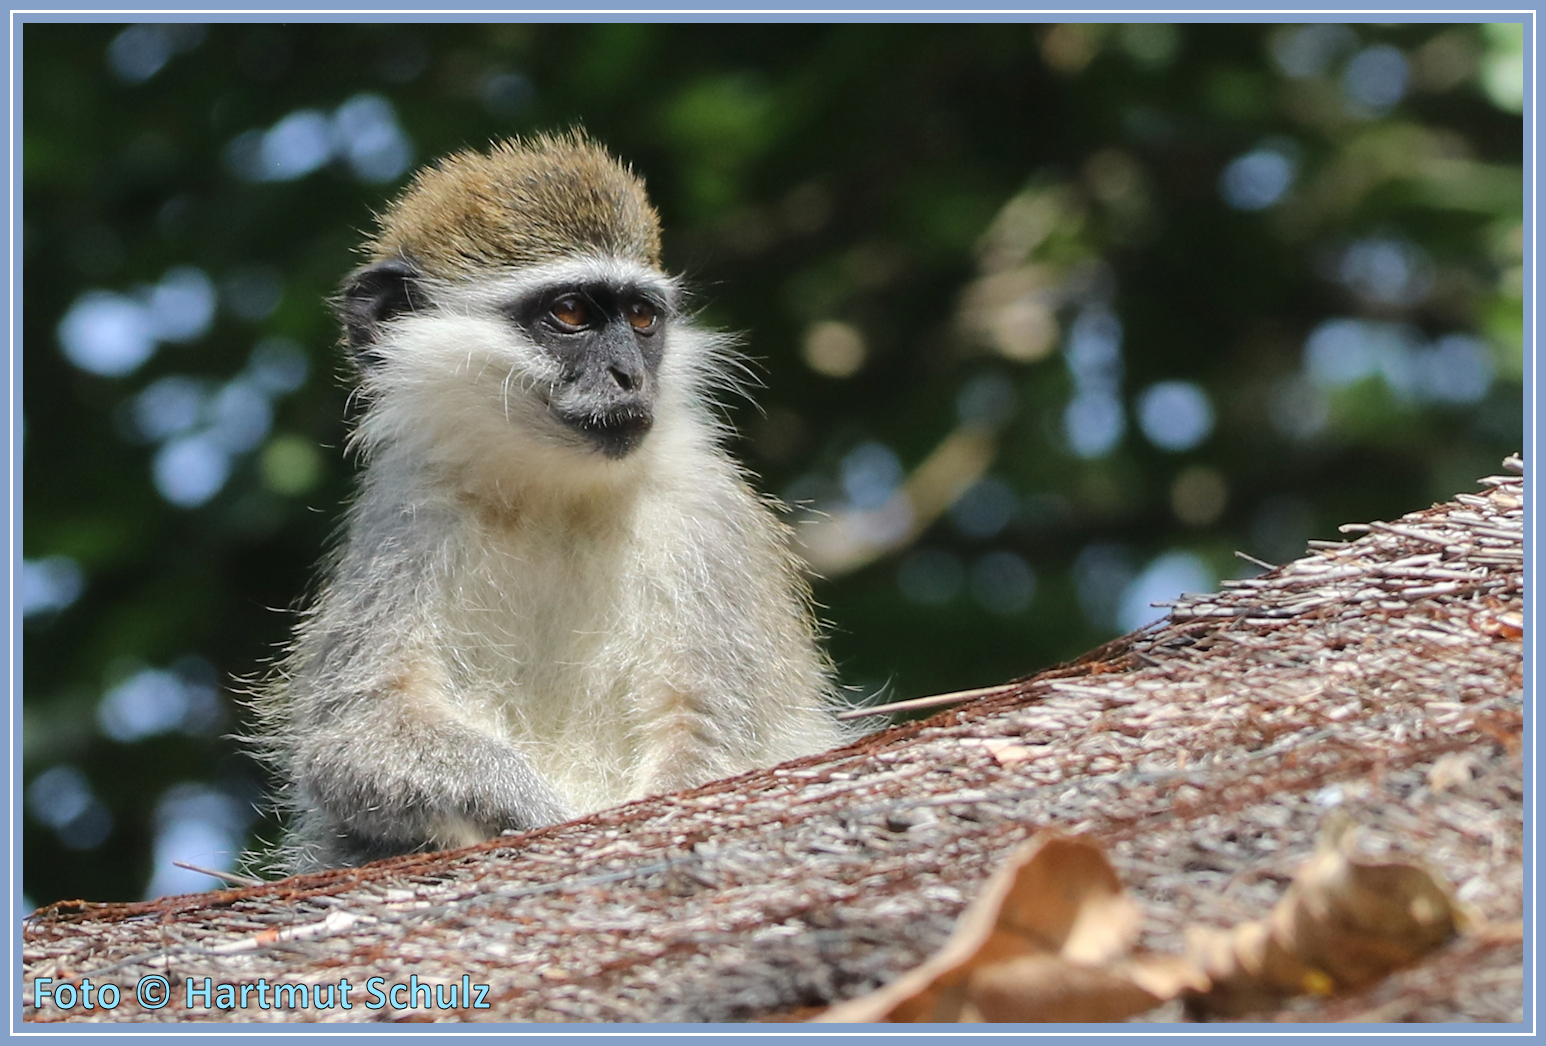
22,23,1523,904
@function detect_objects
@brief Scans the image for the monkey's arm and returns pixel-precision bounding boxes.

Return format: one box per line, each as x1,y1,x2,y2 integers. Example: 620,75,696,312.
291,686,574,867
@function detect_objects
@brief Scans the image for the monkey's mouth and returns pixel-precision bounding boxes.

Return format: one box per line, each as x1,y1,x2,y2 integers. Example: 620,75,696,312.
554,405,654,459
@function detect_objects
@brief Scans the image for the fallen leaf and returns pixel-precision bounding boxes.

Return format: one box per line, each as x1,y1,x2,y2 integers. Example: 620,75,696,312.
818,816,1462,1024
961,954,1161,1022
815,834,1159,1022
1186,817,1459,1017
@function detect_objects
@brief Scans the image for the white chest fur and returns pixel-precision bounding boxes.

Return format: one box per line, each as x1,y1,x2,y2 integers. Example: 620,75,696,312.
433,497,652,813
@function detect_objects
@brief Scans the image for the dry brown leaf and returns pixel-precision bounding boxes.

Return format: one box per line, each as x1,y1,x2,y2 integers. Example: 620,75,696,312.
1186,818,1460,1017
1121,954,1211,1000
960,954,1161,1022
815,833,1162,1023
817,816,1462,1024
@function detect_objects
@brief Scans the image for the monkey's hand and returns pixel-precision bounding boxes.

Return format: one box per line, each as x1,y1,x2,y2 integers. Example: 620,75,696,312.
295,699,574,867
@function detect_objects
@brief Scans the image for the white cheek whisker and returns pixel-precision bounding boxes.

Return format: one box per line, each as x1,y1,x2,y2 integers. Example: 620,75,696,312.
501,366,517,422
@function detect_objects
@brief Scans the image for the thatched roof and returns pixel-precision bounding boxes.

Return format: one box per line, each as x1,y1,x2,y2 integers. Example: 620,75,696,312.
23,458,1523,1024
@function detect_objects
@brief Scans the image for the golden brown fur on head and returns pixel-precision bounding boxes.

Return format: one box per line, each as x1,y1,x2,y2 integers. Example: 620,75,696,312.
367,132,663,278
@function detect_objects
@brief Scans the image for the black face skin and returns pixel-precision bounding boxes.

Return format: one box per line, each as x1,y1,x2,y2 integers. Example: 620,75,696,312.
510,282,666,459
337,259,668,460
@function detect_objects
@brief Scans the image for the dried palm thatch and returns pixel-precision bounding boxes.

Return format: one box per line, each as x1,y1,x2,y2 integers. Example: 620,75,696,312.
22,458,1524,1024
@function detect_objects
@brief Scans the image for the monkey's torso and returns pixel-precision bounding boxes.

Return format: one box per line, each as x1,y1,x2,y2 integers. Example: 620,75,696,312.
264,407,839,871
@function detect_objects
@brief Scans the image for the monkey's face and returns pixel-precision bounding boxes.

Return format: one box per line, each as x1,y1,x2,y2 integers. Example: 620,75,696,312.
337,257,674,464
511,282,666,459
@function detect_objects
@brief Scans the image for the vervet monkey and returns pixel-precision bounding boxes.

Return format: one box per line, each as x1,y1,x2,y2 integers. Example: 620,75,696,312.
251,133,845,872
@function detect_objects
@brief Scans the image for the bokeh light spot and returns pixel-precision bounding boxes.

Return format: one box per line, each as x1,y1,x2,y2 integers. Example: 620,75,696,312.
261,109,335,181
1064,307,1124,390
1417,335,1495,404
1304,318,1416,393
1481,23,1525,112
1220,146,1296,210
22,556,85,617
132,375,207,442
1271,23,1357,79
1170,466,1228,527
247,337,310,394
105,24,204,84
1064,391,1126,458
1338,237,1431,307
1343,44,1409,112
97,664,223,743
1118,550,1215,632
153,434,231,507
207,380,274,453
27,765,113,850
950,477,1018,539
333,93,413,183
57,291,157,377
1137,380,1215,452
802,320,866,378
145,785,250,898
146,266,217,343
840,442,903,510
261,435,324,496
1302,319,1489,407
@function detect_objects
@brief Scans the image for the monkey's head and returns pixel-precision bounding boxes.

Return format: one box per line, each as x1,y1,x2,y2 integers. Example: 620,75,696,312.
338,134,685,469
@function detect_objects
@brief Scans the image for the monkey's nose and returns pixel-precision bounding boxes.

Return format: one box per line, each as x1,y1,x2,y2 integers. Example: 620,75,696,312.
609,365,641,391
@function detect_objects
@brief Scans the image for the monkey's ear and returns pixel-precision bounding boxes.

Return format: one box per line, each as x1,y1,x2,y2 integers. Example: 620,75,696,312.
334,258,427,361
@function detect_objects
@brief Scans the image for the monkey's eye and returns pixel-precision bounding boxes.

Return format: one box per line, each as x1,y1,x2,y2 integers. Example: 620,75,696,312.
548,297,591,331
625,300,659,333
